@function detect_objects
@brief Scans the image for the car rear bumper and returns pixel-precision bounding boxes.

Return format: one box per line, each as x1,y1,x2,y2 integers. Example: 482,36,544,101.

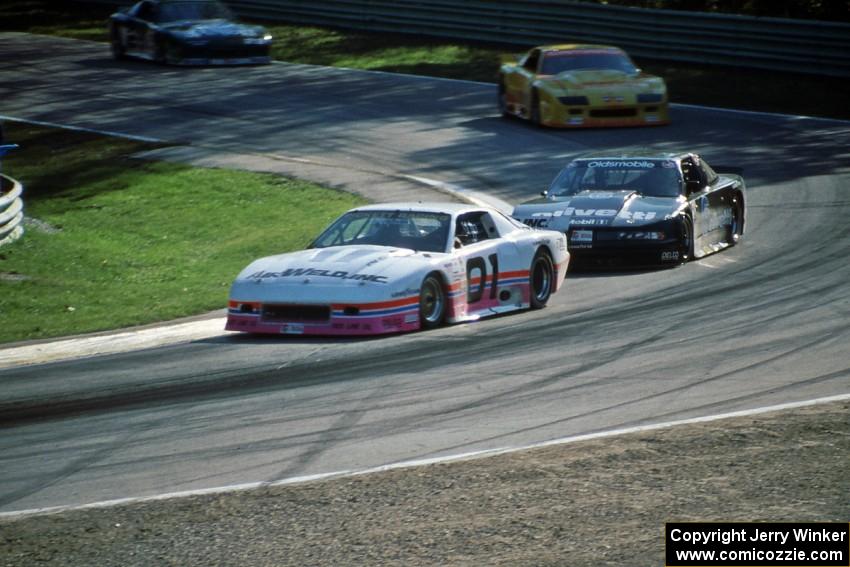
543,102,670,128
167,42,271,66
169,55,272,66
568,243,682,267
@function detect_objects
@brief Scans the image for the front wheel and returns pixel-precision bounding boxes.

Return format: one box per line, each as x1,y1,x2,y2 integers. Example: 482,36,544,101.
153,38,168,65
419,274,446,330
497,80,510,117
529,250,554,309
110,34,126,60
530,91,542,126
679,215,695,263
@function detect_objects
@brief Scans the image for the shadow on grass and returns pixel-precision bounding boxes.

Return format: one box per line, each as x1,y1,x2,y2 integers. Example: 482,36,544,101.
3,123,171,201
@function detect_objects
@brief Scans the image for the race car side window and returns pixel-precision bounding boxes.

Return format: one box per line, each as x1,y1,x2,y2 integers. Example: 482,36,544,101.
135,1,155,21
523,49,541,73
455,213,491,246
681,158,705,191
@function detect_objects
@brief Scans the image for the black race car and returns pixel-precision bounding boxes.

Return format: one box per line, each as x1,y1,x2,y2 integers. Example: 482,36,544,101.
512,152,746,266
108,0,272,65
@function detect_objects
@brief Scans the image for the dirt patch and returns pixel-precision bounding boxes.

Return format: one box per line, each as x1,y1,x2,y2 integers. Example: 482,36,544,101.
2,400,847,567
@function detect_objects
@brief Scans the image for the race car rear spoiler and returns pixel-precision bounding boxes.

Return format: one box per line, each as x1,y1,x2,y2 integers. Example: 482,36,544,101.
712,165,744,175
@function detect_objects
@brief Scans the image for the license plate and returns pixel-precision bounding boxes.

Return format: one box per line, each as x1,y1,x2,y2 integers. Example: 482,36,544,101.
572,229,593,242
280,323,304,335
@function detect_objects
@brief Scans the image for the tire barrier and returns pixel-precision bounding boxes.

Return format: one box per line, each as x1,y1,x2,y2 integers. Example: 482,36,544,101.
0,144,23,247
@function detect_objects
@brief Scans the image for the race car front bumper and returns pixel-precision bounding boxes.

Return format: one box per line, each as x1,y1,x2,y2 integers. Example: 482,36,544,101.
225,296,422,336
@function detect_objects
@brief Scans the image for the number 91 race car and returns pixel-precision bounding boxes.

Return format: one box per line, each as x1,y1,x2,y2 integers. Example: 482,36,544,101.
512,152,746,266
226,203,569,336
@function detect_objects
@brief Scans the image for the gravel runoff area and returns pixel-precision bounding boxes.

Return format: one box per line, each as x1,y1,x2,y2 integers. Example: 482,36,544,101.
1,400,847,567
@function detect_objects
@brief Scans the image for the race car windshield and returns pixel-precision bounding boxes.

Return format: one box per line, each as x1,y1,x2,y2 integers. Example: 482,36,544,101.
311,211,452,253
157,1,233,22
541,51,638,75
548,161,683,198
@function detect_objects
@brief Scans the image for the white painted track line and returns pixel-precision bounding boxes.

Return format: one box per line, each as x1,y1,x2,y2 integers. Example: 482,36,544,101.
2,393,847,519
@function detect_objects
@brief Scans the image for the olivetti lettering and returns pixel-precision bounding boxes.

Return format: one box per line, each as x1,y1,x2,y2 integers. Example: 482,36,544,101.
248,269,388,283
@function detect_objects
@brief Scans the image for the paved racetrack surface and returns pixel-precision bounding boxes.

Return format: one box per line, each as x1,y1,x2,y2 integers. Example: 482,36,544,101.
1,33,848,513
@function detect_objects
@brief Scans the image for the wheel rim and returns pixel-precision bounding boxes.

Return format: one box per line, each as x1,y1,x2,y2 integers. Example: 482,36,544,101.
532,256,552,302
730,206,740,242
681,218,693,260
421,277,444,325
155,41,167,64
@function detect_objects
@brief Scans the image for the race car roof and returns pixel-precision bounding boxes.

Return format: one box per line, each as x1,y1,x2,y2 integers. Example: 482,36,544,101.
349,202,493,216
570,150,693,162
539,44,625,54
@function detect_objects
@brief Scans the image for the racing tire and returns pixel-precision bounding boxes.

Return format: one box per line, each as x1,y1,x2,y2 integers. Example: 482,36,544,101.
110,34,126,60
530,91,542,126
529,250,554,309
154,38,168,65
679,215,695,263
497,80,510,117
728,201,743,246
419,273,446,330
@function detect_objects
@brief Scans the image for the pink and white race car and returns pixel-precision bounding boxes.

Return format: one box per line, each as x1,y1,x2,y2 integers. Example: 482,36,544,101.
226,202,569,336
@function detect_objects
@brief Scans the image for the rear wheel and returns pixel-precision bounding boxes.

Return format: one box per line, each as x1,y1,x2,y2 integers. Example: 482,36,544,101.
728,201,743,246
419,274,446,330
529,250,554,309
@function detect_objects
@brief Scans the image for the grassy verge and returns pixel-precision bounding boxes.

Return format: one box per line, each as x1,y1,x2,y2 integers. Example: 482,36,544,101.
3,0,849,120
0,123,364,344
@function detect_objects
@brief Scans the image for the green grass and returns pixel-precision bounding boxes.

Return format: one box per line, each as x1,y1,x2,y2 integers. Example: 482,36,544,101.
3,1,848,120
0,123,364,344
0,0,109,41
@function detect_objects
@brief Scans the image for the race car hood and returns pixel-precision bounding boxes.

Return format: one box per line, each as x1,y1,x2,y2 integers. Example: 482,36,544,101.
512,190,683,230
229,245,442,303
552,70,664,92
161,19,266,39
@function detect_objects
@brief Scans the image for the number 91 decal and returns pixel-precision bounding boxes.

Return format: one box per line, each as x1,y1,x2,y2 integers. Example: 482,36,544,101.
466,254,498,304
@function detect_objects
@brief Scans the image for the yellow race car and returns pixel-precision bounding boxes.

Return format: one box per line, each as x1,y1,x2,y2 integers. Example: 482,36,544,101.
498,44,669,128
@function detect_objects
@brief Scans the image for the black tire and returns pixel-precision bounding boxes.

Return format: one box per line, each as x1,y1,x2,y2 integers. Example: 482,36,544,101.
529,250,554,309
679,215,695,263
728,201,743,246
419,274,446,330
153,38,168,65
497,80,510,117
110,33,126,60
530,91,542,126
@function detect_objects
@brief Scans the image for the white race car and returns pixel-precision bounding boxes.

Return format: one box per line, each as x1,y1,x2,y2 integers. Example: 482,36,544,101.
226,203,570,336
